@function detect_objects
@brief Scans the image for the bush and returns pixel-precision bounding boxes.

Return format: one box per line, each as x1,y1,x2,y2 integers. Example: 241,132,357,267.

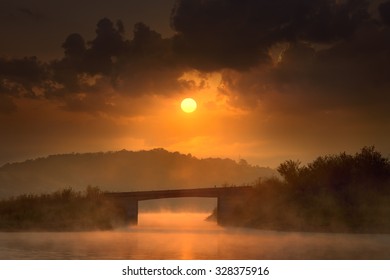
238,146,390,233
0,187,128,231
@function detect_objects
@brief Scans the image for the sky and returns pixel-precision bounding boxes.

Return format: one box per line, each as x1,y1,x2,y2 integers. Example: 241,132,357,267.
1,0,390,168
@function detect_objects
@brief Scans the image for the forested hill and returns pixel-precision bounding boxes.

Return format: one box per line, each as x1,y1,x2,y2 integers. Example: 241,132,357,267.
0,149,275,198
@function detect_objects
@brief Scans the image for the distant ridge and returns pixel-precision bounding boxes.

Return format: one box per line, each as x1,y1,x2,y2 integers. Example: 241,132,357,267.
0,148,276,198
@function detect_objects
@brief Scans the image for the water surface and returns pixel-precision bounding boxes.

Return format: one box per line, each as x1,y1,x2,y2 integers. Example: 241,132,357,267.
0,213,389,259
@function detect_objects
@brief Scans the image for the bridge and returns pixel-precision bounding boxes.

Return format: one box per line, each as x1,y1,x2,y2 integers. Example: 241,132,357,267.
104,186,254,225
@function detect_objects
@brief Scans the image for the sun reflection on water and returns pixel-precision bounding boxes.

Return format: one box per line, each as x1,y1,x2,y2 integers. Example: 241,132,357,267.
0,212,389,260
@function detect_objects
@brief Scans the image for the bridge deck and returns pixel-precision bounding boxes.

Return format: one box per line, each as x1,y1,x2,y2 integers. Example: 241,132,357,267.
104,186,253,201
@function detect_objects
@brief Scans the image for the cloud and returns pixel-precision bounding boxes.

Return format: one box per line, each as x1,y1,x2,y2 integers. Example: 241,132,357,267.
219,23,390,118
0,18,193,114
0,0,389,117
198,1,390,120
48,19,194,113
379,0,390,25
0,56,48,103
170,0,369,71
17,8,46,21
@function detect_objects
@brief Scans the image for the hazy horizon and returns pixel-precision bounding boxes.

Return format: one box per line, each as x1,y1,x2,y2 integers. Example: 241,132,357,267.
0,148,275,199
0,147,273,168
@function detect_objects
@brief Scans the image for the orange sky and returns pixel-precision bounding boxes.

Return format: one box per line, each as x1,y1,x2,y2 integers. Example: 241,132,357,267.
1,0,390,167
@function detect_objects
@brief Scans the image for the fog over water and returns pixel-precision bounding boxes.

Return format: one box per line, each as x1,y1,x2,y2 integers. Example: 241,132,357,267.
0,213,389,260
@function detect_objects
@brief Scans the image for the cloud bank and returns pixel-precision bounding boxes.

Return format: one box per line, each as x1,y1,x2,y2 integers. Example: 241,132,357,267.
0,0,388,115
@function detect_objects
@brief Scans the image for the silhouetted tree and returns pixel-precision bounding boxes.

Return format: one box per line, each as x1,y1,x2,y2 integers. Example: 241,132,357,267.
248,146,390,232
277,160,303,185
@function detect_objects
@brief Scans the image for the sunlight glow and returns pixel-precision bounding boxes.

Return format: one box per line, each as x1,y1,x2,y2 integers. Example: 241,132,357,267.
181,98,197,113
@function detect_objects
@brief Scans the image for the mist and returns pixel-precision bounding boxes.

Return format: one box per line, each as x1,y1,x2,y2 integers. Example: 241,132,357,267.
138,198,217,213
1,212,389,260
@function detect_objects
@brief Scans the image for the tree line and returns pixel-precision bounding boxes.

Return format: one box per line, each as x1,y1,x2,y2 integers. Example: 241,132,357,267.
1,146,389,233
222,146,390,233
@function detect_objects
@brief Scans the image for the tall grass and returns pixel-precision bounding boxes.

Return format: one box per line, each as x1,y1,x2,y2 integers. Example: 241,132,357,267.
0,186,127,231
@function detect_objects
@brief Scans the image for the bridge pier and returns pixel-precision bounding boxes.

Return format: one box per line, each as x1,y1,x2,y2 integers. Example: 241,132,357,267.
118,198,138,225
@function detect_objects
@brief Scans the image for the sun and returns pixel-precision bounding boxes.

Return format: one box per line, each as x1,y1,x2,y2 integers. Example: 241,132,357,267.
181,98,197,113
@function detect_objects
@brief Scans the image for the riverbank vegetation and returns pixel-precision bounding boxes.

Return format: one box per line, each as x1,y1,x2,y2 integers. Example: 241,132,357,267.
0,186,127,231
221,146,390,233
1,146,389,233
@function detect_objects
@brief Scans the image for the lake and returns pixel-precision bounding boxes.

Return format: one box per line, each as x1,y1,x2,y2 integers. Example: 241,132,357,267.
0,213,389,259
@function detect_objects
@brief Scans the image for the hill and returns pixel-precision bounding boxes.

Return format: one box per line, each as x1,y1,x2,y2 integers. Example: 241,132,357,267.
0,148,275,199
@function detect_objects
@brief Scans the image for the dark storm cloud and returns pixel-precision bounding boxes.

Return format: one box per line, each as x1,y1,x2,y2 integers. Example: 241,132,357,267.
170,0,369,70
0,56,47,97
379,0,390,24
55,19,187,89
219,22,390,118
1,0,389,115
275,23,390,101
0,56,49,113
47,19,189,113
17,8,46,21
0,18,190,114
169,0,390,118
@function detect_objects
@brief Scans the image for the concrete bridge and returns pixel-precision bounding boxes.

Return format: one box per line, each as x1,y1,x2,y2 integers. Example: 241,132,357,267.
104,186,254,225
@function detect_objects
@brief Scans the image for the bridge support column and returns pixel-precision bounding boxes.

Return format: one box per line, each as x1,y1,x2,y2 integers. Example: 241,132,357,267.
118,198,138,225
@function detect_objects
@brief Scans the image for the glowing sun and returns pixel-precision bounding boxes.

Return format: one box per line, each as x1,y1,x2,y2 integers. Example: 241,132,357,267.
181,98,197,113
